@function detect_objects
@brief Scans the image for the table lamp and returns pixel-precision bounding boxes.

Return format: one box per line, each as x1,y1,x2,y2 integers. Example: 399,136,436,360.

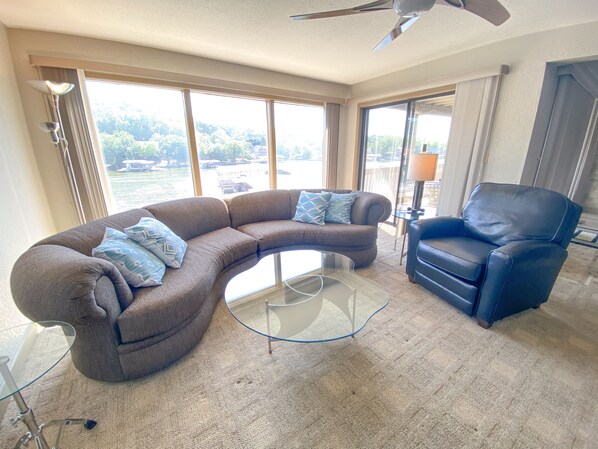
406,145,438,217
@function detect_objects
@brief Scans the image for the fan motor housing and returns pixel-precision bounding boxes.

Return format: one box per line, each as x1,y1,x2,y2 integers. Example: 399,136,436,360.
393,0,436,16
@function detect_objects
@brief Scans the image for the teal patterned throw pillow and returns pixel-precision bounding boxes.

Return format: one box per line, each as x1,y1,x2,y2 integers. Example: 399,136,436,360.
92,228,166,288
325,192,358,224
292,191,332,225
124,217,187,268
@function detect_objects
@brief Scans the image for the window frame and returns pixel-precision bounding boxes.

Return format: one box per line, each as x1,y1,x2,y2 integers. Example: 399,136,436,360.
357,89,456,219
84,72,329,205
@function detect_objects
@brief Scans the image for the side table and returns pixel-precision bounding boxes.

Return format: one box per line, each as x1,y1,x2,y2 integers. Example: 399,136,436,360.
0,321,96,449
392,209,434,265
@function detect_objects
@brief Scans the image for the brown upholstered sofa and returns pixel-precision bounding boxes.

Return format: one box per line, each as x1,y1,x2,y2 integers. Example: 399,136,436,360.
10,189,391,382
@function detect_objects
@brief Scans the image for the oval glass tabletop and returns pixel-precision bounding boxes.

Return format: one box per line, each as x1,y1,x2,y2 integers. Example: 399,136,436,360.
0,321,75,401
224,250,388,343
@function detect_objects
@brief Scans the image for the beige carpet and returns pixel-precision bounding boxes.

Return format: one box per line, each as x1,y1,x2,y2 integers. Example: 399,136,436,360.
1,225,597,449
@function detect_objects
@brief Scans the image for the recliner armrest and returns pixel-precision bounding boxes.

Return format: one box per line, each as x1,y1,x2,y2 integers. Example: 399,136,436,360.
406,217,464,277
476,240,568,326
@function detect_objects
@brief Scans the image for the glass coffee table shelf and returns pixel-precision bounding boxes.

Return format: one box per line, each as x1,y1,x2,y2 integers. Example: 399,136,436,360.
0,321,96,449
225,250,388,353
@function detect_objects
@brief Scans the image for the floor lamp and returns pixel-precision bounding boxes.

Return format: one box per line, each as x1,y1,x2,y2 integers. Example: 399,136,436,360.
406,147,438,217
28,80,86,224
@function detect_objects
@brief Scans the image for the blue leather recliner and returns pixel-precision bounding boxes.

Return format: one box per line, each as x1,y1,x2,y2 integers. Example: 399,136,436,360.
406,183,582,328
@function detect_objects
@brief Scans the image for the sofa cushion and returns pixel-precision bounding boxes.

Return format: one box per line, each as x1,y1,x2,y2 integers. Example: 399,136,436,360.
289,189,352,217
292,191,332,225
117,227,257,343
36,209,154,257
144,197,231,241
92,228,166,288
417,236,498,283
225,190,292,229
238,220,377,251
325,192,358,224
124,217,187,268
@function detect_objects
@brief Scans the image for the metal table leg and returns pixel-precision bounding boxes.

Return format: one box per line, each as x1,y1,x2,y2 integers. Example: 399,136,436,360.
400,223,408,266
1,356,96,449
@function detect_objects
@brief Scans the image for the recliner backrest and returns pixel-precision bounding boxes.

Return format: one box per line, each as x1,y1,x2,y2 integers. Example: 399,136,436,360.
461,183,582,248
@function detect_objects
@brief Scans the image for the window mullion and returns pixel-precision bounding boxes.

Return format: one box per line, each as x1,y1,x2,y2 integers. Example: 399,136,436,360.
266,100,277,190
183,88,203,196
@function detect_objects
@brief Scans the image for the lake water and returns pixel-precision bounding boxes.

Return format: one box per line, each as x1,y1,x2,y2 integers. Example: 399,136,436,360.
106,160,324,213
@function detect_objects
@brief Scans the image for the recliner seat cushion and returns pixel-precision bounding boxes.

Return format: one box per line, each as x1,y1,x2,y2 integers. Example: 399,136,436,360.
417,237,498,283
238,220,377,251
117,227,257,343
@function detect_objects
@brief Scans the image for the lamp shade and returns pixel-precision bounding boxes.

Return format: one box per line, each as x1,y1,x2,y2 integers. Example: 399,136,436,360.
27,80,75,96
407,153,438,181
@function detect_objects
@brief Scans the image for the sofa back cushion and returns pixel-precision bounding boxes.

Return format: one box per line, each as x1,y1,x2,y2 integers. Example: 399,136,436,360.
462,183,582,247
226,190,293,229
35,209,154,256
144,197,230,241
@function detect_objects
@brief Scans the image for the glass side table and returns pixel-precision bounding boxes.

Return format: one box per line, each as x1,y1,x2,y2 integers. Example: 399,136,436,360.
392,209,435,265
0,321,96,449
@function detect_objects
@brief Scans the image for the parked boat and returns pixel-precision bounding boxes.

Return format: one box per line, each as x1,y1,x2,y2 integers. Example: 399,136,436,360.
117,160,157,172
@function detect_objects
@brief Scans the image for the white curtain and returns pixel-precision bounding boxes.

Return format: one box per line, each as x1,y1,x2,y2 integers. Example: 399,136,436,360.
437,75,503,217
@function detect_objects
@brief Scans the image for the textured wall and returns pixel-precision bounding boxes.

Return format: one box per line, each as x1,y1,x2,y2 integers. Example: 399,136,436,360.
7,29,350,231
0,21,55,329
339,21,598,189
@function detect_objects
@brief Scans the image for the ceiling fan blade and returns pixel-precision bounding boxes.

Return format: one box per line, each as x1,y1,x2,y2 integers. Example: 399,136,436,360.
291,0,393,20
460,0,510,26
373,16,419,51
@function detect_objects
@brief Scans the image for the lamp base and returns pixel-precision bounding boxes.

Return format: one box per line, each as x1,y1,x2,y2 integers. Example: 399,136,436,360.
406,207,425,218
410,180,425,217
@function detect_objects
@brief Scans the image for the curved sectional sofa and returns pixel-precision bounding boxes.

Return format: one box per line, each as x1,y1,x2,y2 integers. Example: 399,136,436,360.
10,189,391,381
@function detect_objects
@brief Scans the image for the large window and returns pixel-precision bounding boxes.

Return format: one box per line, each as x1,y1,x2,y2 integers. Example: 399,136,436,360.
86,78,327,210
191,93,269,198
86,81,194,213
274,102,324,190
359,93,454,216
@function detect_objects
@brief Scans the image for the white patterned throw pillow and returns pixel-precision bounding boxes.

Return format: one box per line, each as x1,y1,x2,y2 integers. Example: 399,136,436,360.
292,191,332,225
92,228,166,288
124,217,187,268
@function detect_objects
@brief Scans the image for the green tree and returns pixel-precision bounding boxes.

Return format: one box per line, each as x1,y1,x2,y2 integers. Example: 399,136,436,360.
155,135,189,164
128,141,160,162
100,131,136,170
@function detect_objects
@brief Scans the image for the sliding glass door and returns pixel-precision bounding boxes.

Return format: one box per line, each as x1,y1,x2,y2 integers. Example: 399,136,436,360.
359,92,455,218
360,103,408,208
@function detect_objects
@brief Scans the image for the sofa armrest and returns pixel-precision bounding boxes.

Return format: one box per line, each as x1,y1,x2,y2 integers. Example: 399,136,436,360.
476,241,567,326
10,244,133,326
406,217,465,277
351,192,392,226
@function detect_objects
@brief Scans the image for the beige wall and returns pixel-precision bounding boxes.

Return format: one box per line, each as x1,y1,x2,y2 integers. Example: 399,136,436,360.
0,22,55,329
7,29,351,230
6,22,598,232
338,20,598,189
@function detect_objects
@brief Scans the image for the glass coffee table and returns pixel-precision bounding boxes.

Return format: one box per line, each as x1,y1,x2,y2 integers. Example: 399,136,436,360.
225,250,388,353
0,321,96,449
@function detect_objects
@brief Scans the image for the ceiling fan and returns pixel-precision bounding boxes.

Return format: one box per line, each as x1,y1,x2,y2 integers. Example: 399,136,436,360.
291,0,510,51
